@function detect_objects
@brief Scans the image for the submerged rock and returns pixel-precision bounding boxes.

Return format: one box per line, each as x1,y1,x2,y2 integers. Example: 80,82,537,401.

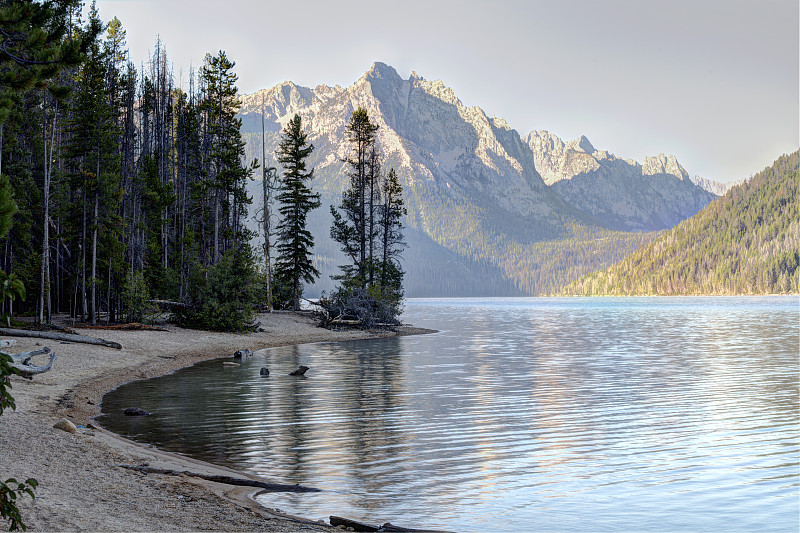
289,365,309,376
260,367,270,376
123,407,150,417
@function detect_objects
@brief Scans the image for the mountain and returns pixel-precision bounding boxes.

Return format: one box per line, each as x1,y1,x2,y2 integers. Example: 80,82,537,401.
689,175,733,196
562,151,799,295
237,62,712,296
524,130,716,231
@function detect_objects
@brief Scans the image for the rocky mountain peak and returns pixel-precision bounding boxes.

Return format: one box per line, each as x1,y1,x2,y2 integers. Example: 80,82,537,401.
363,61,402,82
642,153,689,180
567,135,595,154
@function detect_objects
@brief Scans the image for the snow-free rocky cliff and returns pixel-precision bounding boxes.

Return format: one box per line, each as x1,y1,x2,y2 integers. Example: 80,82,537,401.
524,131,715,230
237,62,715,295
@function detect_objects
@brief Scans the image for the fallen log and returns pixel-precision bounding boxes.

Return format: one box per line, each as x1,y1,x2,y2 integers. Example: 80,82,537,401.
329,516,453,533
82,323,168,332
2,347,57,378
116,465,322,492
244,321,261,332
47,323,79,335
330,516,379,531
149,299,188,309
0,327,122,350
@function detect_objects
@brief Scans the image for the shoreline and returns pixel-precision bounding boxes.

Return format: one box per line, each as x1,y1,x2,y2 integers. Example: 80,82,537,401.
1,312,434,532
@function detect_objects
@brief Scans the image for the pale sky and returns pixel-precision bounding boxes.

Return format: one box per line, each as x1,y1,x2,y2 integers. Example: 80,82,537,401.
90,0,798,183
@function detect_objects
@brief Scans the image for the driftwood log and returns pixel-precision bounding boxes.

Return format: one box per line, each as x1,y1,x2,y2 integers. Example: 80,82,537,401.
149,299,188,309
329,516,453,533
83,323,168,332
2,346,57,378
117,465,322,492
0,327,122,350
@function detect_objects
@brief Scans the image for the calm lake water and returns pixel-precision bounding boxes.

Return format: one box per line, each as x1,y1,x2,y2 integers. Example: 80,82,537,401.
98,297,799,532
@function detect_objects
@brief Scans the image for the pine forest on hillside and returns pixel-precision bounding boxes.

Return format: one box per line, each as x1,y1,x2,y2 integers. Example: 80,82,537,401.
563,151,799,296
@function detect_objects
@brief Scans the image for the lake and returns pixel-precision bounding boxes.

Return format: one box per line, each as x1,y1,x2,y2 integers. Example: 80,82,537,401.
98,297,799,532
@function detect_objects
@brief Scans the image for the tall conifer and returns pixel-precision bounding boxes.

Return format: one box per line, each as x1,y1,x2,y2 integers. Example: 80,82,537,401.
274,114,320,311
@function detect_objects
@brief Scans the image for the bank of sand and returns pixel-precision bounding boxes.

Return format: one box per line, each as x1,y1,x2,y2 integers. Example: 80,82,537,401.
1,312,433,532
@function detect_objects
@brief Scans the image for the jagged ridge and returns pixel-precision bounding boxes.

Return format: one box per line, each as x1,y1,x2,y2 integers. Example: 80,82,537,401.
237,62,713,295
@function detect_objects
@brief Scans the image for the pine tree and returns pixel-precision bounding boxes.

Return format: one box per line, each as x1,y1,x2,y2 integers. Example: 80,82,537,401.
173,50,258,331
199,50,253,264
0,2,95,528
377,168,406,311
327,110,406,326
63,5,121,325
274,114,320,311
258,94,279,310
330,107,379,288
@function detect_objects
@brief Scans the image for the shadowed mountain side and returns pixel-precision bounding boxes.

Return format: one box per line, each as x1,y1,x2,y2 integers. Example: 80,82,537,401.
551,170,715,231
563,151,799,295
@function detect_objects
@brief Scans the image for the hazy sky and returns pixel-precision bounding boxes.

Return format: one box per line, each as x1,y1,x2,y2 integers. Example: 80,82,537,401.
90,0,798,183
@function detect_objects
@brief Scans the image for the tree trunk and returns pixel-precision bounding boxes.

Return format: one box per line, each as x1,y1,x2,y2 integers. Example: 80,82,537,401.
0,327,122,349
39,99,57,325
261,99,273,311
81,189,87,322
91,187,98,326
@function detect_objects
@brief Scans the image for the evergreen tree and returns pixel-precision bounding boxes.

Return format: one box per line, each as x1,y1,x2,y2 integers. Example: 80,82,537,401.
0,174,16,240
174,50,257,330
0,3,96,528
199,50,253,264
274,114,320,311
377,168,406,311
330,107,379,288
63,5,121,325
327,109,406,326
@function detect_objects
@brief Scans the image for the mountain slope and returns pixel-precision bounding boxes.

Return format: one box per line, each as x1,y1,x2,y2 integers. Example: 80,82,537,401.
525,130,715,231
237,62,712,296
563,151,799,295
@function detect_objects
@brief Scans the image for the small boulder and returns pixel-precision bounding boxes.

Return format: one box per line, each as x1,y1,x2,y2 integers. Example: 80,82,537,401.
289,365,309,376
233,349,253,358
222,361,240,367
53,418,77,433
124,407,150,416
260,367,270,376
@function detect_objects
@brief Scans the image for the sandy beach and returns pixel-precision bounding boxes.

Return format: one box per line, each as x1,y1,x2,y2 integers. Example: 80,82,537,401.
0,312,432,532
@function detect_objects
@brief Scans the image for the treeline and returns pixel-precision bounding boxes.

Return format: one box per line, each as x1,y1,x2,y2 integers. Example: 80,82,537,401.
1,4,259,330
563,151,799,295
0,2,406,331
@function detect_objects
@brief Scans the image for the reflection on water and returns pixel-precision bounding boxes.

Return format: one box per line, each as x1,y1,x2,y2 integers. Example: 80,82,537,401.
98,297,799,532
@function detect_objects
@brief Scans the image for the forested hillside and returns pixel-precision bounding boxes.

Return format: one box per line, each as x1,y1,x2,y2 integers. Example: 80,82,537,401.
563,151,799,295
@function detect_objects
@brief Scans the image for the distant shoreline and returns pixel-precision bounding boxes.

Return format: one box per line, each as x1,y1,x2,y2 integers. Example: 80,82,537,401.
1,312,433,532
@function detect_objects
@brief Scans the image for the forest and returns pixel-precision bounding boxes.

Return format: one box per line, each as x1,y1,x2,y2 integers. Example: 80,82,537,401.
0,1,405,333
563,151,799,296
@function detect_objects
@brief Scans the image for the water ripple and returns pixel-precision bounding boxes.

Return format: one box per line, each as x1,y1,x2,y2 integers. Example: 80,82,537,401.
99,296,799,533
